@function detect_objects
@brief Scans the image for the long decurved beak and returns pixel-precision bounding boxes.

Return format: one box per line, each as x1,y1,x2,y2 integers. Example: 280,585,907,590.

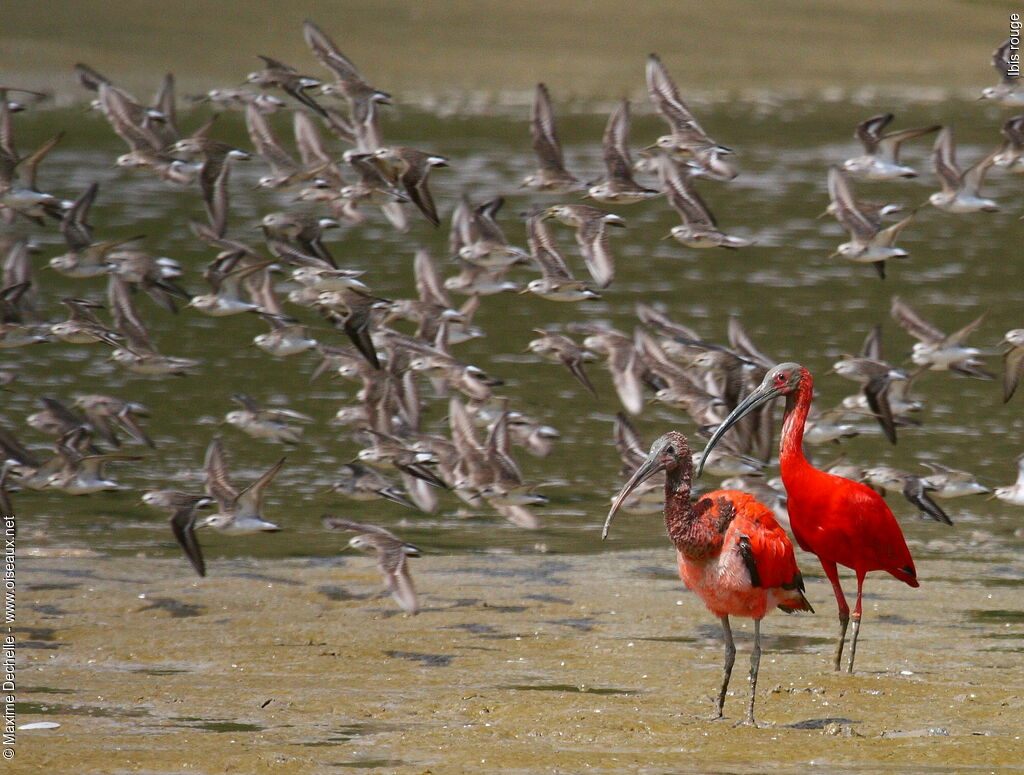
696,382,782,478
603,454,664,539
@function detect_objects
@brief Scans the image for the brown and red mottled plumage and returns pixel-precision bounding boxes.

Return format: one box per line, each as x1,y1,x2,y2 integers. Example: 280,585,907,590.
604,430,812,726
699,363,918,674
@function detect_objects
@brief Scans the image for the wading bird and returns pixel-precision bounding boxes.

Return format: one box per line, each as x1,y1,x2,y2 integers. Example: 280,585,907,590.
698,363,919,673
604,430,812,726
522,83,584,193
1000,328,1024,402
322,516,420,614
993,453,1024,506
981,39,1024,106
826,167,914,278
928,126,999,213
841,113,940,180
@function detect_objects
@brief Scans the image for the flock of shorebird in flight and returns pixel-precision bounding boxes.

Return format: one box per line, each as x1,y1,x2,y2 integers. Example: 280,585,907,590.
3,22,1024,724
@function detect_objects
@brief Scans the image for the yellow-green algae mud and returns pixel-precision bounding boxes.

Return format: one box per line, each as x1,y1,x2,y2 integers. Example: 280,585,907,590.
15,544,1024,774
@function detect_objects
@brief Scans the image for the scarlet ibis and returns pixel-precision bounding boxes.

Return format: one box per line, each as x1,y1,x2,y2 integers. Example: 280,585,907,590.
698,363,919,673
604,430,813,726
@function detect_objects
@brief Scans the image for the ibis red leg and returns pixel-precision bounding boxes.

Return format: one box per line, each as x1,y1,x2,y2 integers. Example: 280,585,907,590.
821,559,851,671
846,570,867,673
716,615,736,719
741,618,762,727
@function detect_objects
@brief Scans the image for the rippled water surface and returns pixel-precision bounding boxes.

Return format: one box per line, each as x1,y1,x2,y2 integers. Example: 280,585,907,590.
6,98,1024,567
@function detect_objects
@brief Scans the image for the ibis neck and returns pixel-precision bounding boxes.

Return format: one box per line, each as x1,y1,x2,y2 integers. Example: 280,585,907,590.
780,376,814,477
663,456,696,546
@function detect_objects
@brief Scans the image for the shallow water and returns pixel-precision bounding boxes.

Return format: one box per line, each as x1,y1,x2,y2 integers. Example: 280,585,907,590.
6,99,1024,561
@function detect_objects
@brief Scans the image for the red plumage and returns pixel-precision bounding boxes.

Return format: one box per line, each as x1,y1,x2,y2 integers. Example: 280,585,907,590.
674,490,812,620
784,467,919,587
700,362,920,673
605,430,812,725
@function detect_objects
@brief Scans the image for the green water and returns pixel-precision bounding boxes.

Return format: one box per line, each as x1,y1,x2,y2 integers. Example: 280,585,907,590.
4,98,1024,565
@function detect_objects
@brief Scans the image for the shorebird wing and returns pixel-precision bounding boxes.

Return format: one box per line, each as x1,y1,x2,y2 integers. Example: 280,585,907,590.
859,324,884,360
245,103,299,176
339,297,382,370
645,53,705,135
931,127,962,191
400,157,441,227
876,124,941,164
1002,344,1024,402
901,478,952,525
203,436,238,509
60,182,98,249
1014,453,1024,487
608,341,644,415
613,412,647,473
873,211,914,248
854,113,893,153
293,111,333,168
576,216,616,289
19,131,64,193
199,156,230,238
864,375,897,444
108,275,155,353
234,456,285,517
74,62,112,92
1001,115,1024,149
0,426,40,468
601,100,637,184
98,84,162,152
413,249,450,308
827,167,879,240
381,549,418,614
993,38,1020,84
114,406,155,449
303,20,366,84
322,515,399,539
944,310,987,348
150,72,179,145
492,502,541,529
558,347,598,397
660,156,716,227
447,397,487,466
527,214,573,280
170,504,206,577
890,296,944,344
531,83,568,172
727,316,775,369
961,149,998,197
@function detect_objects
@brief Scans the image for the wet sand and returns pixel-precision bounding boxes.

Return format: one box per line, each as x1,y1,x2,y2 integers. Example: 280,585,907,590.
16,545,1024,773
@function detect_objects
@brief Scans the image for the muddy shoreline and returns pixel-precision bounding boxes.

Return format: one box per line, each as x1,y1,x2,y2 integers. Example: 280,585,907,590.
14,549,1024,773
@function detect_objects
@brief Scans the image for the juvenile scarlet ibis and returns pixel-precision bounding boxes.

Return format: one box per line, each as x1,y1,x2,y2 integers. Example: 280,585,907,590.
604,430,812,726
698,363,919,673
